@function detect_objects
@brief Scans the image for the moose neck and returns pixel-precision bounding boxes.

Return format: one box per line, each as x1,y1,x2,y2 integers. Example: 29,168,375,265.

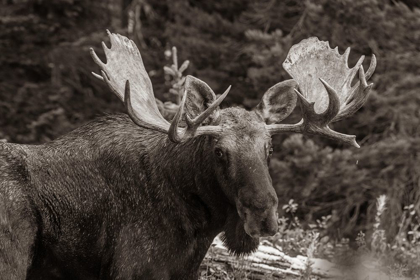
150,134,231,231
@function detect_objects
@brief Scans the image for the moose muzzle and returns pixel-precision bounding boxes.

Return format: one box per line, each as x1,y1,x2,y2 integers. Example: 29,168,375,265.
236,188,279,238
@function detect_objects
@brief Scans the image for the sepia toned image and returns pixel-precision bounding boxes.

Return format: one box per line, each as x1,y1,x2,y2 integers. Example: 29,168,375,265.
1,0,419,279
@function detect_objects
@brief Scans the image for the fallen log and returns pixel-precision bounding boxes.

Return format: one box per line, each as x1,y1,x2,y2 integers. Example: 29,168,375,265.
200,237,391,280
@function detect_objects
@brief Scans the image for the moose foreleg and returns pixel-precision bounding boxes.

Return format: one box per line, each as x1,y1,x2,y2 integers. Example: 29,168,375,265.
0,187,37,280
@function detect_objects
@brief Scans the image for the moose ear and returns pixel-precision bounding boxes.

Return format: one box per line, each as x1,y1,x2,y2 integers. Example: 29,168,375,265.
254,79,298,124
184,75,220,125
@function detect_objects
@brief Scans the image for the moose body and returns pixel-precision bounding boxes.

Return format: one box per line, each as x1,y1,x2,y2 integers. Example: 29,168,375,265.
1,111,273,279
0,32,376,279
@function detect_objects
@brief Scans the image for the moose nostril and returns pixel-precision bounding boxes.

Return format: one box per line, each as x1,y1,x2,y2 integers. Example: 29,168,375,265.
260,215,278,237
250,232,260,239
268,225,278,236
246,228,261,239
260,226,277,237
244,221,261,239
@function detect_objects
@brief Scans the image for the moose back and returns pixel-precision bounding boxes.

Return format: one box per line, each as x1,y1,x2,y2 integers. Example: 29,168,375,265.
0,32,375,279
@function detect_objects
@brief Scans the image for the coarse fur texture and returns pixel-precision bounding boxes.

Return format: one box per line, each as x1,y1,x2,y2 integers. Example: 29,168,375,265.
0,101,289,279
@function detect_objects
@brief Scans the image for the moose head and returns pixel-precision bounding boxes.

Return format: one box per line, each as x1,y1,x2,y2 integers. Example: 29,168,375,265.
90,31,376,254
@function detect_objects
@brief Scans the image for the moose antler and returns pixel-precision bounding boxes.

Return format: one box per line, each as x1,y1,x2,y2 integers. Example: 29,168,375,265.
267,37,376,148
90,31,229,142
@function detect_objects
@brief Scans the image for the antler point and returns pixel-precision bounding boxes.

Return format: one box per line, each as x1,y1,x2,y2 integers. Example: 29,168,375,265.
352,138,360,148
102,41,110,52
186,115,194,127
91,72,104,81
90,48,105,67
100,70,110,84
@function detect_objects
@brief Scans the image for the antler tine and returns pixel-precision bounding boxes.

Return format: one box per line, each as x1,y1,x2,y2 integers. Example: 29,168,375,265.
294,78,341,125
168,86,230,142
268,79,358,147
333,60,375,122
299,79,359,147
92,71,104,81
90,48,105,69
348,55,365,85
186,86,231,128
168,88,187,143
365,54,377,80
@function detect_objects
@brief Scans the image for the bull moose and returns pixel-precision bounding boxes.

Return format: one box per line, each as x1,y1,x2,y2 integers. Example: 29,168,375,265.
0,31,376,279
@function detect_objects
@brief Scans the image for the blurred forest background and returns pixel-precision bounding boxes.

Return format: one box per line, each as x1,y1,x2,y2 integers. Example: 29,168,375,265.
1,0,420,260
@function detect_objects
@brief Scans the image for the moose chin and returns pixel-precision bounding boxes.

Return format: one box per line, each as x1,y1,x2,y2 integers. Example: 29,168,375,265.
0,31,375,279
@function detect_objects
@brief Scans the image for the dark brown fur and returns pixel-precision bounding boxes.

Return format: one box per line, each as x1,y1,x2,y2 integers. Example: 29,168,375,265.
0,107,278,280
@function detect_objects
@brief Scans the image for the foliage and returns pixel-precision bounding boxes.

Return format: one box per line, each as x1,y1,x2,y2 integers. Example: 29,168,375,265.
201,197,420,279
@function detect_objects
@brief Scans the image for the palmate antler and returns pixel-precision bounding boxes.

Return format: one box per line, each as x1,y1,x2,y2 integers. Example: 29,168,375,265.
91,32,375,148
90,31,230,143
267,37,376,148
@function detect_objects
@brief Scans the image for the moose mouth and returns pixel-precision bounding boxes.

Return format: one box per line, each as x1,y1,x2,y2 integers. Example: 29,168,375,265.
221,201,279,255
221,209,260,255
241,211,278,239
243,222,261,239
235,198,279,240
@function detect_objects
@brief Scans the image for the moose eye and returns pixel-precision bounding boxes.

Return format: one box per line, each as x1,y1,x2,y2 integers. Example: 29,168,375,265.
268,147,274,156
214,148,224,158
